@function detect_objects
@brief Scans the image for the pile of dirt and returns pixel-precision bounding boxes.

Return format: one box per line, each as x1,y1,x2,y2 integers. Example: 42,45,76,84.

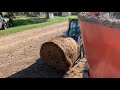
40,36,80,71
78,12,120,28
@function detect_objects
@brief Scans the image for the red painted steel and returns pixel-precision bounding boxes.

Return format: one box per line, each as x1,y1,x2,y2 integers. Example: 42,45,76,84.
79,19,120,78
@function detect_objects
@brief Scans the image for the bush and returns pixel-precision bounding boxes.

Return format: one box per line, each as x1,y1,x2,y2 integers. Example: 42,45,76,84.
54,12,62,16
72,12,80,15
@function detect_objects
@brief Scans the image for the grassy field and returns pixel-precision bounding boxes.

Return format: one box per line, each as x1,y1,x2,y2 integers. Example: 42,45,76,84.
0,15,77,36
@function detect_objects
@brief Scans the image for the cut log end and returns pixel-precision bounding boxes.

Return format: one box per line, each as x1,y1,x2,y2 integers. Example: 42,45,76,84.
40,36,80,71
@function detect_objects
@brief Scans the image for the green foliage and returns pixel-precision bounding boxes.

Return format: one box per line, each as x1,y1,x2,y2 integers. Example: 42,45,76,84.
0,15,77,36
72,12,80,15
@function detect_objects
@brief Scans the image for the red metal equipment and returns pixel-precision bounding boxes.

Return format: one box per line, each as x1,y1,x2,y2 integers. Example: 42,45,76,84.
78,12,120,78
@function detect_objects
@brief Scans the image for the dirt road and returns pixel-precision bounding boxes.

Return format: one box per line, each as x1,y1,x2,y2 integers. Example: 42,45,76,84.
0,22,86,78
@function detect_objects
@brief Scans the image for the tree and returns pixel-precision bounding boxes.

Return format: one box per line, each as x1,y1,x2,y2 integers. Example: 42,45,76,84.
0,12,2,16
45,12,49,18
4,12,15,27
45,12,54,18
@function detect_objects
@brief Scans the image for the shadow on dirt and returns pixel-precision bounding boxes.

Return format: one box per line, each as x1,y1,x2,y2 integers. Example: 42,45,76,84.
8,58,66,78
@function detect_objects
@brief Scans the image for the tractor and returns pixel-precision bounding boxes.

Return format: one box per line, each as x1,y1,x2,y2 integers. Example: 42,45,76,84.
62,18,89,77
68,12,114,78
41,12,115,78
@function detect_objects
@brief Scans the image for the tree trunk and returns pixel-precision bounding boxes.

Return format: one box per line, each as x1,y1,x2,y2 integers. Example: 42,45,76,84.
0,12,2,17
40,36,80,71
45,12,49,18
45,12,54,18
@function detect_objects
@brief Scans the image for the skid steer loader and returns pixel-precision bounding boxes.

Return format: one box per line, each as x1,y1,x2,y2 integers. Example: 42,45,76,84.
62,18,89,78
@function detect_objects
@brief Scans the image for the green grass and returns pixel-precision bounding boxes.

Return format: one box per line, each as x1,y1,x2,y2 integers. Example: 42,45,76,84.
0,15,78,36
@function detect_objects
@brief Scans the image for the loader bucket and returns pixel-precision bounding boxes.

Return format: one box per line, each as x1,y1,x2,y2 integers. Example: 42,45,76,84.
78,13,120,78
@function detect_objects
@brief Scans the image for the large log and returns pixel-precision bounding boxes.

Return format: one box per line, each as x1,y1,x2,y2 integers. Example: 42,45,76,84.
40,36,80,71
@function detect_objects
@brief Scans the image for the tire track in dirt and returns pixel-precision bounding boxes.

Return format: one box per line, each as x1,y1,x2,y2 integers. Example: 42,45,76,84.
0,22,68,78
0,21,86,78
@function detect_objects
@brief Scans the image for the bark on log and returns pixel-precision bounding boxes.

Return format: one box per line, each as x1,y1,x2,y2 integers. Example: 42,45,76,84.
40,36,80,71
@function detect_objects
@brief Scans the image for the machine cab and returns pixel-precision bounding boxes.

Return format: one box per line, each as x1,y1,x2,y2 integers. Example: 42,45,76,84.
67,19,80,42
